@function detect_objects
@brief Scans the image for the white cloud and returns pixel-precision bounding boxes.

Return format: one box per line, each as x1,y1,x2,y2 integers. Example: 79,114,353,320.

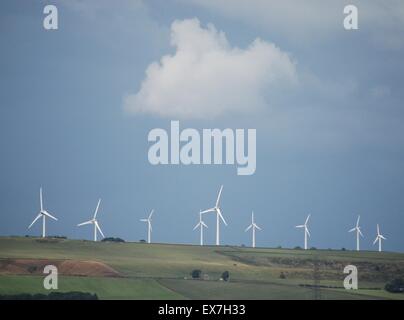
124,18,297,119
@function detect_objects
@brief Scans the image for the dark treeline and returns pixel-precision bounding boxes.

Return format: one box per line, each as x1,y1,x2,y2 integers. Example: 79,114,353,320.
0,291,98,300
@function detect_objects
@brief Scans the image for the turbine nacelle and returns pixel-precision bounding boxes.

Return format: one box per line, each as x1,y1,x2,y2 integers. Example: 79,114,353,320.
295,214,311,236
193,210,208,246
295,214,311,250
245,212,261,232
77,199,105,241
28,188,58,238
193,211,208,230
245,212,261,248
201,185,227,225
201,185,227,246
373,224,386,252
348,215,364,251
140,209,154,243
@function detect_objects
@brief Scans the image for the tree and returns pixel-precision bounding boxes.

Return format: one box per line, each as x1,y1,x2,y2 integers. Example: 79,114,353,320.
0,292,98,300
101,237,125,243
191,269,202,279
385,278,404,293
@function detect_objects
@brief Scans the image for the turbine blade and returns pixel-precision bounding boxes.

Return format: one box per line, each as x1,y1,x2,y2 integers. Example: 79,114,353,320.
40,187,43,212
43,211,57,221
217,208,227,226
193,222,201,230
149,209,154,220
201,221,208,228
245,224,252,232
77,220,93,227
296,225,304,228
380,235,386,240
377,224,380,236
373,237,378,245
93,199,101,219
306,227,311,237
215,185,223,207
95,221,105,238
201,208,215,214
348,227,356,232
28,213,42,229
356,215,360,227
140,219,148,222
358,228,364,237
305,214,311,225
254,223,262,231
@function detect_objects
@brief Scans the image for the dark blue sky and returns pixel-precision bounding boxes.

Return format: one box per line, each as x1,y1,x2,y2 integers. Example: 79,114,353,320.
1,0,403,251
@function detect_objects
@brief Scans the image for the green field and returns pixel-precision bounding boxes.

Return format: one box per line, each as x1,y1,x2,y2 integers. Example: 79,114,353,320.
0,237,403,300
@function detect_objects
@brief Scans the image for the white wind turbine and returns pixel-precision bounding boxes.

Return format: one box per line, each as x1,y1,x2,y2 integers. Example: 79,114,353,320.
349,215,363,251
296,214,311,250
28,187,58,238
193,210,208,246
373,224,386,252
201,185,227,246
77,198,105,241
140,209,154,244
245,211,261,248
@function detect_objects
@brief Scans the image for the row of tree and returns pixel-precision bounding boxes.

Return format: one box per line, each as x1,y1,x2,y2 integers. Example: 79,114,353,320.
191,269,230,281
0,292,98,300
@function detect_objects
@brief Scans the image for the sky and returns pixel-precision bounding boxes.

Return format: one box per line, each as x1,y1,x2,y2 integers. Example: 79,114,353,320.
1,0,404,252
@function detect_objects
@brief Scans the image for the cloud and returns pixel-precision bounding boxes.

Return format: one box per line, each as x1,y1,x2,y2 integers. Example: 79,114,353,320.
124,18,297,119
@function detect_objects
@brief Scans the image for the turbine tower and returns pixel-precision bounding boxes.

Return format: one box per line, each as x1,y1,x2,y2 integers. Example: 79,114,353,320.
349,215,363,251
77,198,105,241
28,187,58,238
193,210,208,246
296,214,311,250
140,209,154,244
245,211,261,248
201,185,227,246
373,224,386,252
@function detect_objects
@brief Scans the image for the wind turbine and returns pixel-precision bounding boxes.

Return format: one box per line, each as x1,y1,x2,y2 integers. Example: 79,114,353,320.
201,185,227,246
193,210,208,246
349,215,363,251
140,209,154,244
373,224,386,252
296,214,311,250
28,187,58,238
77,198,105,241
245,211,261,248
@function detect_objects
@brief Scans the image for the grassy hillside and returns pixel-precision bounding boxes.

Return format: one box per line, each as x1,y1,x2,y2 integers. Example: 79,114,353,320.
0,237,403,299
0,275,184,299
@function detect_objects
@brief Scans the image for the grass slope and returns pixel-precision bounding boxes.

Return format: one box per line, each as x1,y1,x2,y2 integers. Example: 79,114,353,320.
0,275,184,299
0,237,403,300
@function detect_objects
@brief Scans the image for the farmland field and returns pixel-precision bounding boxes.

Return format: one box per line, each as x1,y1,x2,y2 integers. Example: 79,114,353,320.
0,237,403,299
